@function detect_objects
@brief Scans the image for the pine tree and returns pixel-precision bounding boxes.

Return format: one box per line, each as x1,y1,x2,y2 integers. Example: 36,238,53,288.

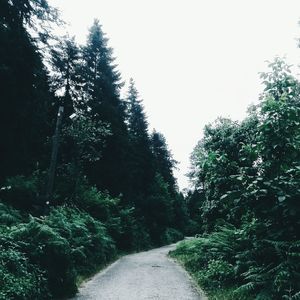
146,173,173,244
0,0,54,183
150,131,177,195
126,79,155,207
50,35,81,118
81,20,130,196
127,79,148,139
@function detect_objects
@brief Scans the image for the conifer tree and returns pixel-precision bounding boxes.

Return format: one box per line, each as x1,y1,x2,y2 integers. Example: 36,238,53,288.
50,36,81,118
126,79,155,207
0,0,55,182
150,131,177,195
81,20,130,196
127,79,148,140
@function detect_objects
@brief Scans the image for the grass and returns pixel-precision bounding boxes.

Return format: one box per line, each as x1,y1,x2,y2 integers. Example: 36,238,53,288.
206,288,252,300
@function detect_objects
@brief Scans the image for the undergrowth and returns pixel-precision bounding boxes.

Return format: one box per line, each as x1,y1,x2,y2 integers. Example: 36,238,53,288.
170,222,300,300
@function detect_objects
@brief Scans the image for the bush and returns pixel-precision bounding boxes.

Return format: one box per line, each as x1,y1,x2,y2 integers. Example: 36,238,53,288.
74,184,152,252
0,231,49,300
171,221,300,299
185,219,202,236
197,259,235,289
1,172,46,211
45,206,116,275
76,186,118,220
0,206,118,299
0,202,23,226
162,228,184,244
111,207,151,251
10,218,77,299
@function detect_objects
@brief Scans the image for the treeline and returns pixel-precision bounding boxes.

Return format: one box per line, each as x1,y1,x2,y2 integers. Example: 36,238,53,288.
171,58,300,299
0,1,189,299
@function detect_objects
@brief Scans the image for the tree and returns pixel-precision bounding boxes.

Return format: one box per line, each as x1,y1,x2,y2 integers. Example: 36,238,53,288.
150,131,177,195
0,0,55,183
125,79,155,207
0,0,57,27
54,114,111,204
81,20,130,196
126,79,149,138
50,36,81,118
186,58,300,300
145,173,173,244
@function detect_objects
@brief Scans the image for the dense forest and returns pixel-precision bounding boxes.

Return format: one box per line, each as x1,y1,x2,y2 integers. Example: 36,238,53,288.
0,1,189,299
1,1,300,300
171,58,300,299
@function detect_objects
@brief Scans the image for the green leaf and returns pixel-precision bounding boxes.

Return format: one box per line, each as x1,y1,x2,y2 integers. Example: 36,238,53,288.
220,194,228,201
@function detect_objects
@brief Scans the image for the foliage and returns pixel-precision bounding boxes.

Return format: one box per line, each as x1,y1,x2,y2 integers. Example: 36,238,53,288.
0,230,48,300
113,206,152,251
0,1,186,298
80,19,130,197
1,172,46,211
10,217,77,298
161,228,184,244
125,79,155,209
0,205,117,299
54,115,111,204
0,0,54,183
0,202,23,226
45,207,116,276
50,35,81,114
171,221,300,299
183,58,300,299
151,131,178,196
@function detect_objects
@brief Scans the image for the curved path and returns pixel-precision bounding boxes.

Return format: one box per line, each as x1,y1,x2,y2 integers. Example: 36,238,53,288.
72,243,205,300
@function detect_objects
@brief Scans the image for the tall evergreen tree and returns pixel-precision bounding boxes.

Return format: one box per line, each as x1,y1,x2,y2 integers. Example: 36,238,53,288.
150,131,177,195
81,20,130,196
126,79,155,207
50,36,81,118
0,0,55,183
127,79,148,140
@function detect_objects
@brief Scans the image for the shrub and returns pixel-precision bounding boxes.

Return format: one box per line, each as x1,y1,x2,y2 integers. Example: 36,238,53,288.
10,218,77,299
197,259,235,289
1,172,45,211
0,205,118,299
74,184,152,252
162,228,184,244
0,231,49,300
171,221,300,299
111,207,151,251
45,206,116,275
0,202,23,226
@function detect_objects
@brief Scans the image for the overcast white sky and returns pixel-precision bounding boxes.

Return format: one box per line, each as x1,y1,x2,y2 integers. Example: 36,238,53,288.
49,0,300,190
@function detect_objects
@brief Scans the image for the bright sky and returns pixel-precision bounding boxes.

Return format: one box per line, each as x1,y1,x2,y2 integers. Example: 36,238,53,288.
49,0,300,190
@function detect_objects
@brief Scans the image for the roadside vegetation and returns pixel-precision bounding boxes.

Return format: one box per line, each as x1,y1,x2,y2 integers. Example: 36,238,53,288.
171,58,300,299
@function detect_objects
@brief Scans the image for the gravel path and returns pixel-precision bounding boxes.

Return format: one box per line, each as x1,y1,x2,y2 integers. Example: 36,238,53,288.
72,243,205,300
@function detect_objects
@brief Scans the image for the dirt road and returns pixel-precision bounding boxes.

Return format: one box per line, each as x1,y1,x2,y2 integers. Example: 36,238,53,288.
72,243,205,300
